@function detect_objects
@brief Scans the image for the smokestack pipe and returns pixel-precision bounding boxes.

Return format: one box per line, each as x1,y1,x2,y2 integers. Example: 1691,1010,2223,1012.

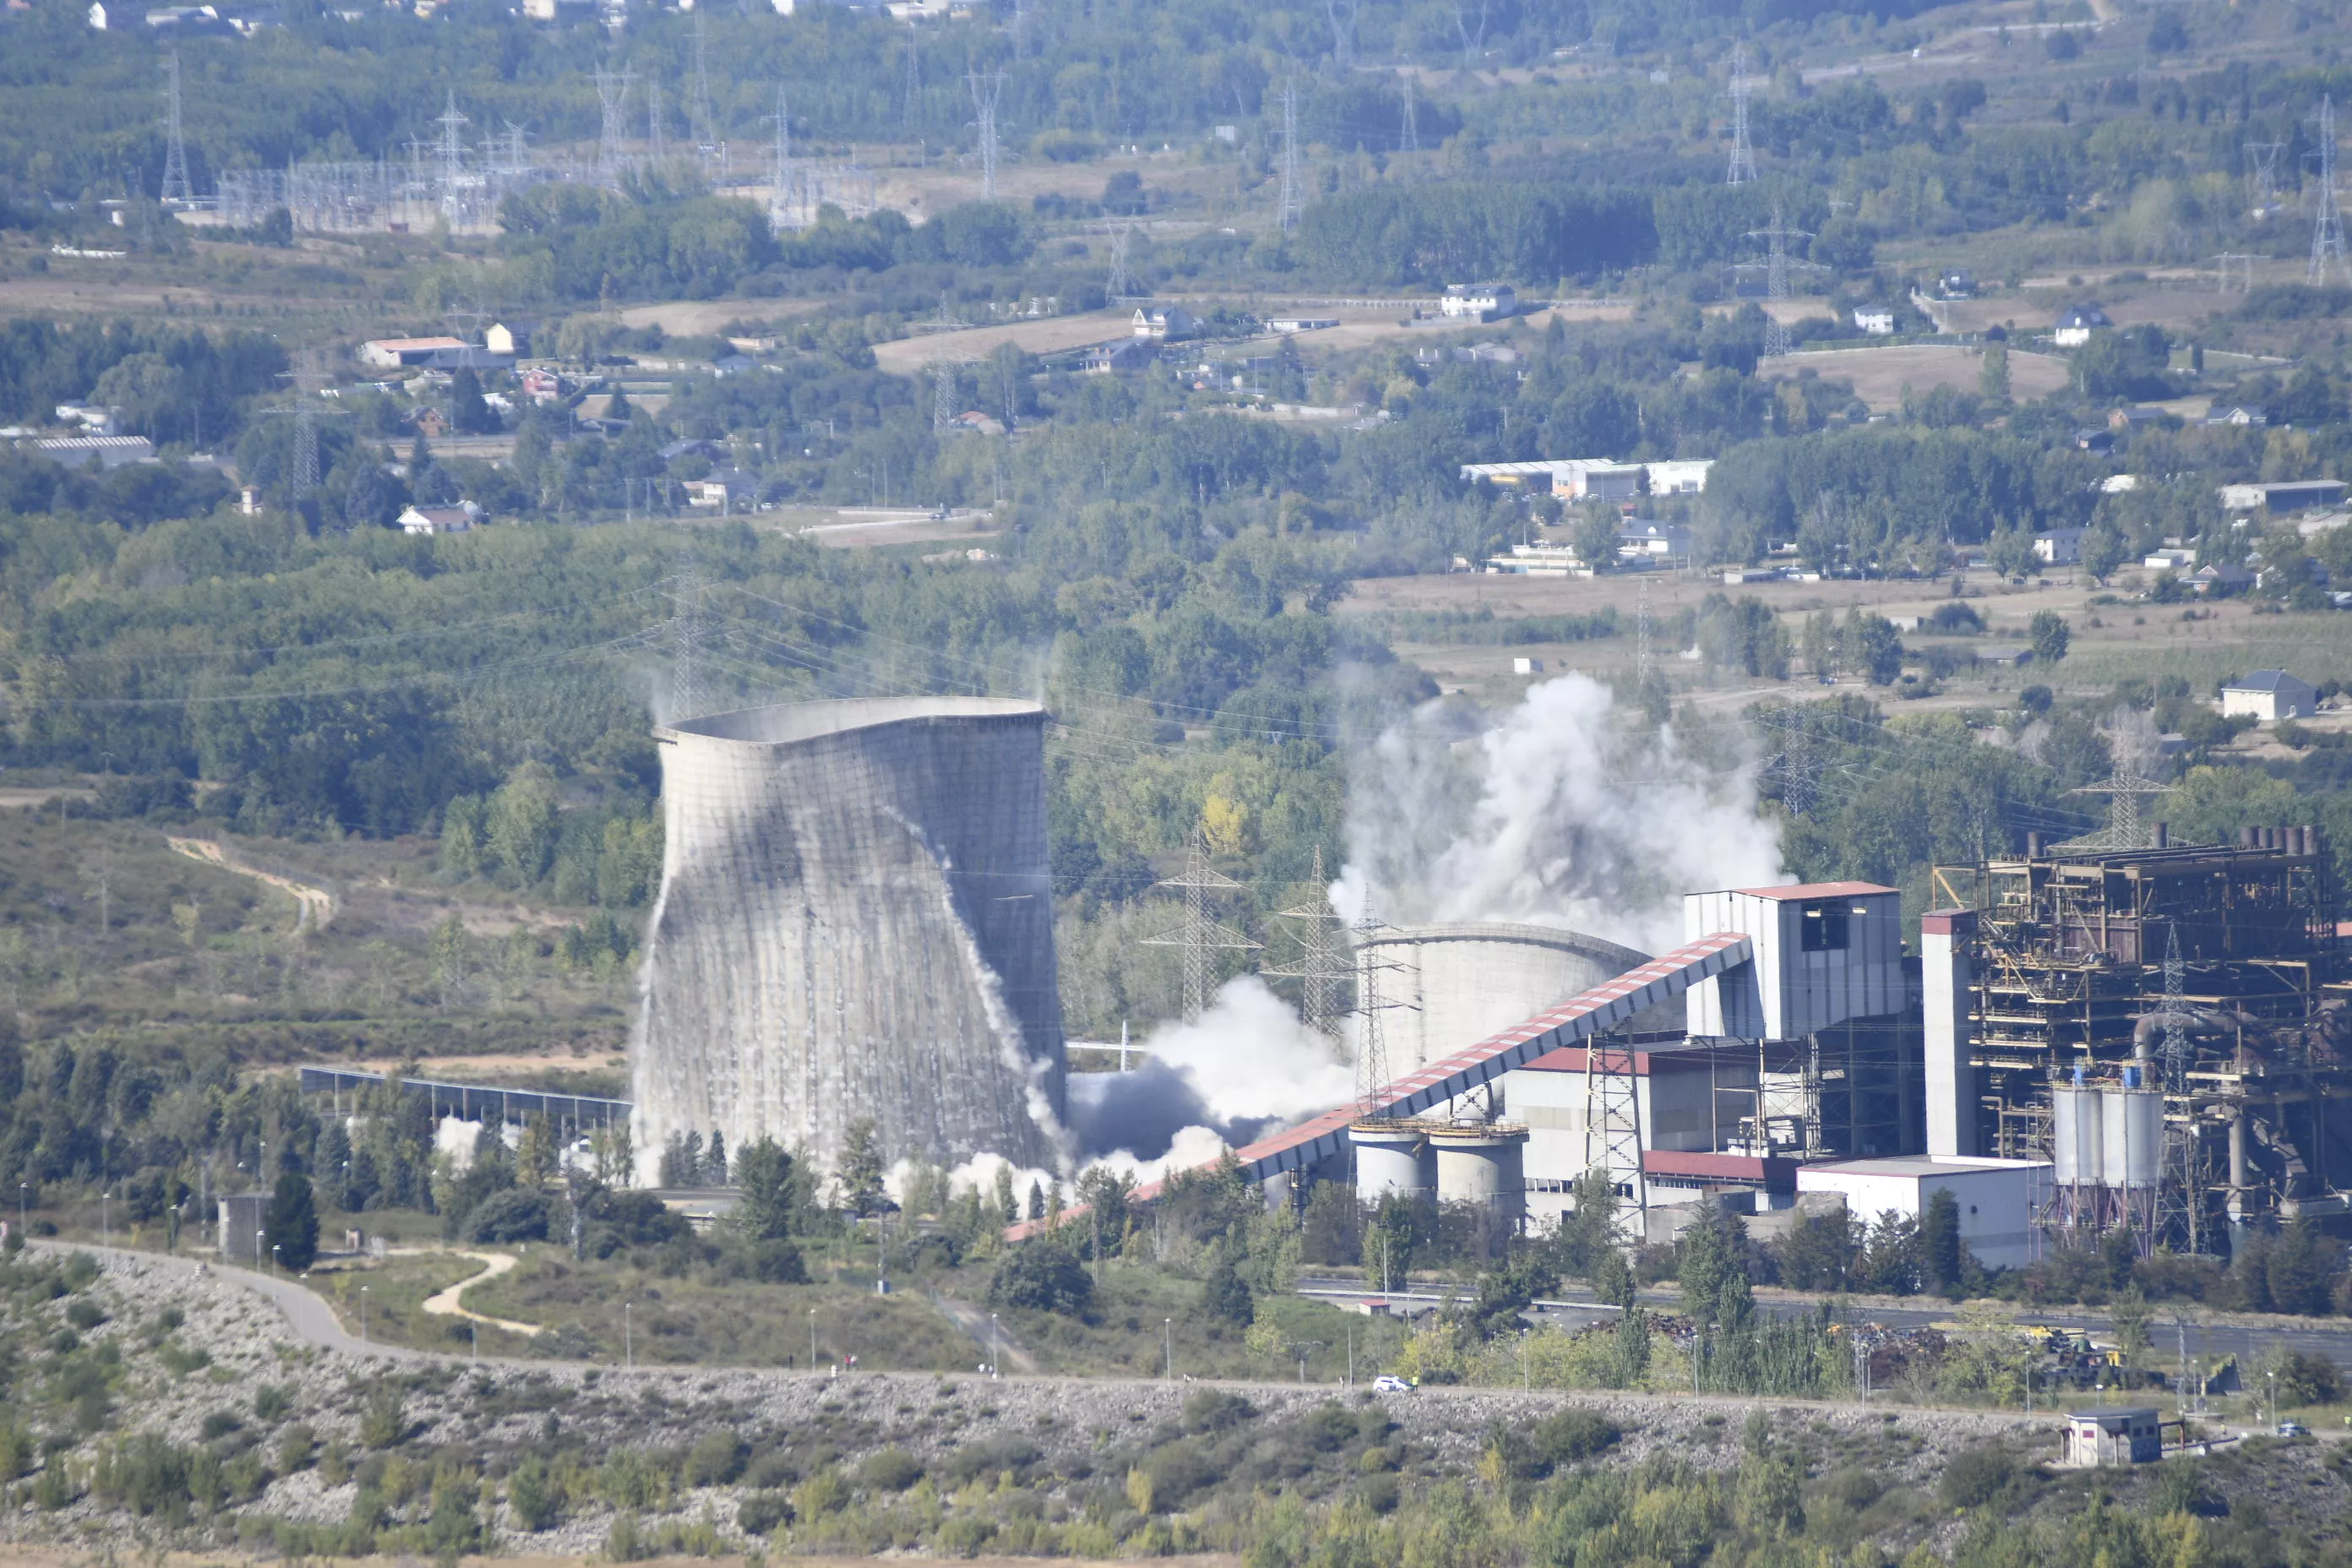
2241,826,2258,850
2153,822,2169,849
2027,831,2043,858
2303,824,2319,856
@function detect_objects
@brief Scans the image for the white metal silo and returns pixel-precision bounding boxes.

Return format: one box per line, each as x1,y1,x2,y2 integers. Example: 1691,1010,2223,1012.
2101,1086,2164,1190
2052,1085,2101,1185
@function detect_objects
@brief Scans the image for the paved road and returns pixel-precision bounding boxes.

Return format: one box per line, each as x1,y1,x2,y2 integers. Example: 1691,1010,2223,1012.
1295,1274,2352,1372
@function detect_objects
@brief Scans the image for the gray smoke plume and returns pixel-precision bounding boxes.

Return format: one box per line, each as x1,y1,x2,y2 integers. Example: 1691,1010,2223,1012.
1331,673,1786,952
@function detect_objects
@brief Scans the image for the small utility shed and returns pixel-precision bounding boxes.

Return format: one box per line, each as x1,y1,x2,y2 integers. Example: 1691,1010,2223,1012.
2221,670,2319,722
2065,1407,2162,1467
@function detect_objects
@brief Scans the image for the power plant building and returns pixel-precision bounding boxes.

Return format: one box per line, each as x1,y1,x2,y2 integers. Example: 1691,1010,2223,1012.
634,697,1067,1180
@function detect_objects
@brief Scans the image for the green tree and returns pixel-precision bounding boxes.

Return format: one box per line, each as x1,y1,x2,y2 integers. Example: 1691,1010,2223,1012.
840,1120,885,1216
1679,1205,1747,1325
487,762,562,887
1364,1193,1416,1291
1571,502,1619,571
1846,610,1905,685
266,1171,318,1272
988,1240,1094,1315
1203,1247,1255,1325
1554,1168,1618,1279
2028,610,2071,666
733,1137,796,1241
1979,339,2011,402
2080,524,2128,583
1920,1187,1963,1297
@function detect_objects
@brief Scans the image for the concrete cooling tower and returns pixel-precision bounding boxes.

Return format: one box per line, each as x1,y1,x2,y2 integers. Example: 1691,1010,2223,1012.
634,697,1066,1179
1354,922,1655,1072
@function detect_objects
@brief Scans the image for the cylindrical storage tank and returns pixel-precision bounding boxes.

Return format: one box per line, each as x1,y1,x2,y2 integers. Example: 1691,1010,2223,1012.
1429,1124,1528,1222
2102,1087,2164,1189
634,697,1066,1179
1353,923,1653,1076
1351,1122,1432,1199
2052,1086,2101,1184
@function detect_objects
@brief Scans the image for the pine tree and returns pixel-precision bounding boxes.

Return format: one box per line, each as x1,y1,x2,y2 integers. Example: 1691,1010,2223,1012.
266,1171,319,1271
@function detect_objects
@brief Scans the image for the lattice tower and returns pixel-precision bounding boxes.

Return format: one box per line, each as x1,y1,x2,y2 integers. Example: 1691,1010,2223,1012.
1635,574,1653,685
1277,80,1302,230
1725,45,1758,187
2212,253,2263,293
595,68,633,182
2246,139,2286,206
1581,1029,1647,1241
904,24,922,125
1262,847,1351,1044
1401,76,1418,153
767,86,796,230
2311,95,2348,286
1141,824,1260,1023
1348,902,1419,1112
2059,767,2175,852
646,79,667,165
967,68,1005,201
1105,224,1136,300
669,566,713,721
161,52,193,205
1743,206,1819,358
689,14,720,161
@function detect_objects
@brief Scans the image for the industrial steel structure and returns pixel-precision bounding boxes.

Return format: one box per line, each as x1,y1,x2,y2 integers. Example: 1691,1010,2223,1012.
634,697,1067,1179
1928,825,2352,1250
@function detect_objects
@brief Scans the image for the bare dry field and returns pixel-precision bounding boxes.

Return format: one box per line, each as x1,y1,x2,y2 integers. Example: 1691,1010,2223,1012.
871,309,1131,372
1759,343,2071,410
616,297,826,336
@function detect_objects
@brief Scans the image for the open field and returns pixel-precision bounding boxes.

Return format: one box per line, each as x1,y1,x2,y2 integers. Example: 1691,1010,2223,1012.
869,311,1132,373
1761,344,2072,411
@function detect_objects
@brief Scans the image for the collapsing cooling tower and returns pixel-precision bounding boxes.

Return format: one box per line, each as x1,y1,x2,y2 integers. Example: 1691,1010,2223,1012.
634,697,1066,1179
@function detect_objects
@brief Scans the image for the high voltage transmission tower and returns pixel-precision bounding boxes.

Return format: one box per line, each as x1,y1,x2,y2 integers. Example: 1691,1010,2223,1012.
1142,825,1260,1025
1635,574,1653,687
2311,95,2348,286
433,93,470,220
902,23,922,127
2061,763,2176,852
1743,205,1820,358
1724,45,1758,187
668,567,715,721
1347,903,1416,1113
160,52,193,205
689,14,721,170
1262,847,1350,1046
1400,76,1419,153
2246,139,2286,209
2212,252,2264,293
1277,79,1302,230
967,68,1006,200
767,86,796,229
646,78,667,165
1582,1028,1647,1239
595,67,633,183
1104,223,1137,300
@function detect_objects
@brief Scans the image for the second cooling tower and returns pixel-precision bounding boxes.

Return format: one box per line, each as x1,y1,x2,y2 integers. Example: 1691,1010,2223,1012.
634,697,1066,1179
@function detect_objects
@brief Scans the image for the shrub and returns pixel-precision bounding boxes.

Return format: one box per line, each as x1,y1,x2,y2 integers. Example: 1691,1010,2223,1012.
607,1511,645,1562
1940,1445,2027,1509
1526,1409,1623,1473
253,1385,292,1424
857,1447,923,1493
65,1298,106,1330
200,1410,242,1441
2277,1350,2344,1407
1181,1389,1255,1434
462,1187,551,1244
359,1386,406,1449
508,1455,560,1532
738,1489,794,1535
684,1428,746,1487
987,1241,1094,1316
741,1237,808,1284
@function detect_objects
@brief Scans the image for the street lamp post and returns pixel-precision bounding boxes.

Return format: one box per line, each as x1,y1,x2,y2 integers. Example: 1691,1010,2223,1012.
271,1243,281,1278
809,1307,817,1372
17,1181,25,1242
101,1190,110,1247
255,1229,264,1271
989,1313,999,1379
624,1302,633,1370
360,1285,369,1347
1164,1318,1173,1380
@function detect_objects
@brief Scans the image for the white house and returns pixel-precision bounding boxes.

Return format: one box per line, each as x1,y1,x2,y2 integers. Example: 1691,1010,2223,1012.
2220,669,2319,722
2034,526,2088,564
2143,547,2194,571
1130,306,1197,340
1440,284,1516,321
1794,1155,2049,1269
1853,307,1896,336
398,504,475,536
2053,304,2113,347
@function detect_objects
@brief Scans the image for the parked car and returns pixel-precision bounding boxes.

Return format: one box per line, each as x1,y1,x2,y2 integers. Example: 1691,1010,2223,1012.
1372,1375,1414,1394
